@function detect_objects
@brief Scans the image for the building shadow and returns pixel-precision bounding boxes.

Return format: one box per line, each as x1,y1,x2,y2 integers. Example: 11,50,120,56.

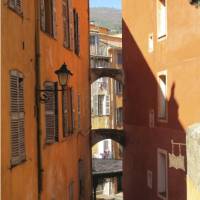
122,19,187,200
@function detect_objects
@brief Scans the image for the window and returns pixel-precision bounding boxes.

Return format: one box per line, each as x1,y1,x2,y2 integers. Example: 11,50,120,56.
74,9,80,55
157,71,167,121
10,70,25,166
115,81,123,95
116,107,123,127
45,82,58,143
40,0,56,37
78,95,81,130
62,87,74,137
63,0,70,48
157,149,168,200
8,0,23,14
69,181,74,200
157,0,167,39
93,95,110,116
117,52,122,65
148,33,154,52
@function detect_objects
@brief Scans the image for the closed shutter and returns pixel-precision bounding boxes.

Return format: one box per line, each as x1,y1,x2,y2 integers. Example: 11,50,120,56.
63,0,70,48
52,0,57,38
74,10,80,55
9,0,15,9
78,95,81,129
105,95,110,115
15,0,22,13
69,87,75,133
10,70,25,166
45,82,55,143
62,86,68,137
40,0,46,31
69,0,74,50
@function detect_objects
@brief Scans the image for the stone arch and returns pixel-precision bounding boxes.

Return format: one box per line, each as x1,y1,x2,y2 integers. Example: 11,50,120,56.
90,68,124,84
91,129,124,147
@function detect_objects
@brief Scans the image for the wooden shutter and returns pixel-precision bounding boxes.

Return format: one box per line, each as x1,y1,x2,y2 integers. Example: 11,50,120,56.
45,82,55,144
15,0,22,13
54,82,59,141
52,0,57,38
40,0,46,31
63,0,70,48
74,10,80,55
9,0,15,9
68,0,74,50
78,95,81,129
69,87,75,133
10,70,25,166
62,86,68,137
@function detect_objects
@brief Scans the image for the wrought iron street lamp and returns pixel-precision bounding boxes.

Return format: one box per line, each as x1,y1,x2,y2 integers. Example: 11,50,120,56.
38,63,73,103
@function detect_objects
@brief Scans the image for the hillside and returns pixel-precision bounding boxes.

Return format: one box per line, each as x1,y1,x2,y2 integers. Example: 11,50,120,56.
90,7,122,33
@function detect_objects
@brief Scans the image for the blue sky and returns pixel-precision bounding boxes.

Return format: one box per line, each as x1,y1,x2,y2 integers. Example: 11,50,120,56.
90,0,121,9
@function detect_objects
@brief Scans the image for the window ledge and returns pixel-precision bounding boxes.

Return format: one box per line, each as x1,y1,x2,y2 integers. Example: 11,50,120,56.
157,35,167,42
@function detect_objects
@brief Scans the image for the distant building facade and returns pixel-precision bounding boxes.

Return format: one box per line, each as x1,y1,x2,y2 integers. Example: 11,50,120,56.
1,0,91,199
123,0,200,200
90,23,123,197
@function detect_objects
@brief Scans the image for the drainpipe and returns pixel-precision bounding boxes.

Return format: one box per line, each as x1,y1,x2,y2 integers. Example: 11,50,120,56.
35,0,43,199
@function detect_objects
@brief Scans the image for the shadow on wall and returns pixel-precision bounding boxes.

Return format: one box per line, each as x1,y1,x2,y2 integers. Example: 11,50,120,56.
122,19,187,200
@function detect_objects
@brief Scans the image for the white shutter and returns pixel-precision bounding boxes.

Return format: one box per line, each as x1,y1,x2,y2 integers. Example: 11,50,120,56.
105,95,110,115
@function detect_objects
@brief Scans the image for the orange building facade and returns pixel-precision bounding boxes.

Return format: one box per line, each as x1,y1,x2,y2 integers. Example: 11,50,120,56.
1,0,91,199
123,0,200,200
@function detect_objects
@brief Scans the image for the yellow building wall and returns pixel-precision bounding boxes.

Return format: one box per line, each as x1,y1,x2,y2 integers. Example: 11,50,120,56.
187,176,200,200
1,1,38,200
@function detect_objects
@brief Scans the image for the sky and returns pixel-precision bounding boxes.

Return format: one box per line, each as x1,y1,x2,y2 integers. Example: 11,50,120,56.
90,0,121,9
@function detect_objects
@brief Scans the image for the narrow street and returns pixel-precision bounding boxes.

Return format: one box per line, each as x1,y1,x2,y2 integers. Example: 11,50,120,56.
1,0,200,200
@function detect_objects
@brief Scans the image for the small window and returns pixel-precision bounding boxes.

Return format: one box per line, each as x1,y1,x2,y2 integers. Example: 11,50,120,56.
157,149,168,200
40,0,56,37
63,0,70,48
115,81,123,95
98,95,104,116
74,9,80,55
116,107,123,127
117,52,122,65
148,33,154,53
69,181,74,200
10,70,25,166
62,87,74,137
8,0,23,15
157,0,167,39
45,82,58,143
157,71,167,121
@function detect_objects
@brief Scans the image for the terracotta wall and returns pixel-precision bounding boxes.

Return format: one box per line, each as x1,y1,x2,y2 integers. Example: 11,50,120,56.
1,1,38,199
39,0,91,199
123,0,200,199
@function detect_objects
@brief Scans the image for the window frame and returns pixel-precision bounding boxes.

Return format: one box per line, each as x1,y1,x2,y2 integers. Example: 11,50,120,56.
157,70,168,123
156,0,167,41
157,148,168,200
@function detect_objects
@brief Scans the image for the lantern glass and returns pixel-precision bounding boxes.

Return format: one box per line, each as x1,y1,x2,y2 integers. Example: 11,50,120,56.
58,73,68,86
